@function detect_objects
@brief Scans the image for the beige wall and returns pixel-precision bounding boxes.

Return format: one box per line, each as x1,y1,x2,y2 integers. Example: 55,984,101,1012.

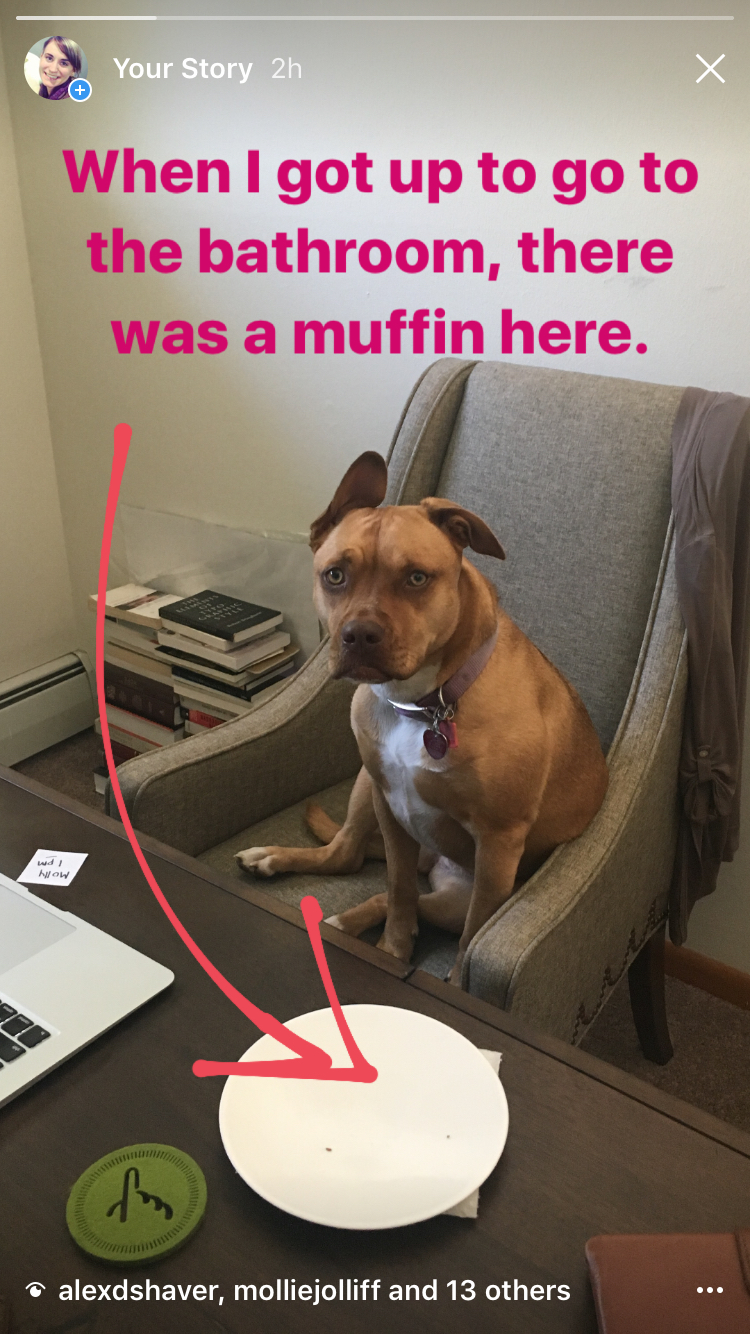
2,2,749,969
0,28,77,681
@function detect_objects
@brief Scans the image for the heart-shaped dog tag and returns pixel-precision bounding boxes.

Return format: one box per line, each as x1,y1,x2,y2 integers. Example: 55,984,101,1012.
424,717,457,759
424,729,448,759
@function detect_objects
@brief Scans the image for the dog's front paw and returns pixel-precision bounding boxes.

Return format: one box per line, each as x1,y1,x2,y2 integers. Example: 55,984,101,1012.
448,958,465,987
376,924,417,963
235,846,283,877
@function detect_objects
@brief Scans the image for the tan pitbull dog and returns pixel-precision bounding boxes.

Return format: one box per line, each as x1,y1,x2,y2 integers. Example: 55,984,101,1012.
237,451,608,983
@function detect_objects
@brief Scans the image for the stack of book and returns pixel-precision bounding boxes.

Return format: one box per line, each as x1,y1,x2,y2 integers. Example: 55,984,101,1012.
155,591,299,730
88,585,185,791
89,585,299,792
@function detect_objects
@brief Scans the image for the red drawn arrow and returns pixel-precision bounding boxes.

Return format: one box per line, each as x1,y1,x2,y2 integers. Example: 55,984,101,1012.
193,898,377,1081
97,425,377,1084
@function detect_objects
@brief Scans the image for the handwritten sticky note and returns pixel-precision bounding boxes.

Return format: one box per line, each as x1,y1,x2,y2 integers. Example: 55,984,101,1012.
17,850,88,886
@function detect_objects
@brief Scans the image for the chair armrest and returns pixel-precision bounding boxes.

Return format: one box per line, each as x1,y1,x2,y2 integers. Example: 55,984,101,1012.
463,525,688,1045
107,640,359,855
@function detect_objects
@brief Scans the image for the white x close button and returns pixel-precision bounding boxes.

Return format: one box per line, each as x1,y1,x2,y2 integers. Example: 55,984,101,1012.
696,54,726,83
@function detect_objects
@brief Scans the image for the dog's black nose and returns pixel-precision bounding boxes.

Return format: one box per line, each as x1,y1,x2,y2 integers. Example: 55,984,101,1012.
341,619,384,650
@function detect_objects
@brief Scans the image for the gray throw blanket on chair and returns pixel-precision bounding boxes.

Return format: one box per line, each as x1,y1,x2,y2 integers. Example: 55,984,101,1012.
670,387,750,944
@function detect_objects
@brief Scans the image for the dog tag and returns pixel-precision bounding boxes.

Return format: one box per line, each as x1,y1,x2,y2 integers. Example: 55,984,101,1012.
442,719,458,748
424,729,447,759
423,719,457,759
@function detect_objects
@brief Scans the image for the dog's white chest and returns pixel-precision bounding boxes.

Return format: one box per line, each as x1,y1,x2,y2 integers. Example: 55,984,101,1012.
378,713,444,851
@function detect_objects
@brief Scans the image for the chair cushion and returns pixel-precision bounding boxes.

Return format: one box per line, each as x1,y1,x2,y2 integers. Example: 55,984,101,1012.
197,779,459,979
433,362,683,750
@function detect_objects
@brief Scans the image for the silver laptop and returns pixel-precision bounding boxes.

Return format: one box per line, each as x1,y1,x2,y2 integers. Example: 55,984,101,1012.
0,870,173,1108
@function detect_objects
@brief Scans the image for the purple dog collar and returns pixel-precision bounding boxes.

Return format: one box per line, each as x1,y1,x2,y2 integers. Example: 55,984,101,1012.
388,628,498,759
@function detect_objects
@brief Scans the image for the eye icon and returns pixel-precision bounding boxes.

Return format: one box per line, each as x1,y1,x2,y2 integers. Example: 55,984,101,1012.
26,1283,45,1297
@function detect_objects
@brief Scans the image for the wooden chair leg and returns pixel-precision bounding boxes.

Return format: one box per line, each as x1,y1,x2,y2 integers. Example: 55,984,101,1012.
628,923,674,1065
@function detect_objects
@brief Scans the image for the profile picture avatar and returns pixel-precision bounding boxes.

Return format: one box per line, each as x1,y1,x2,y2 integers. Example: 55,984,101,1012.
24,36,88,100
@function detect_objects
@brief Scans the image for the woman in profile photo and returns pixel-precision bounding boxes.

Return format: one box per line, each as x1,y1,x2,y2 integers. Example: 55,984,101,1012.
37,36,83,99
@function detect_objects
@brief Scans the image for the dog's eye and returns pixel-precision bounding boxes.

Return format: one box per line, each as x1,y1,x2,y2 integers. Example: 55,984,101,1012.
324,566,346,587
407,570,429,588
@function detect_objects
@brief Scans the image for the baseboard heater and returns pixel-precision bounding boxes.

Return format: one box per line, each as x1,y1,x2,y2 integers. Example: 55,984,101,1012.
0,652,96,767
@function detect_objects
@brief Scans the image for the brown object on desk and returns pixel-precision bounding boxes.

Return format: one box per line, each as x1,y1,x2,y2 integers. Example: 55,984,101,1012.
3,765,750,1334
0,1287,10,1334
585,1230,750,1333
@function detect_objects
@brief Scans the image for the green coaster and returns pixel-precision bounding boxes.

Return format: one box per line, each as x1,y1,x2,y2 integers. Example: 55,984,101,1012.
66,1144,207,1264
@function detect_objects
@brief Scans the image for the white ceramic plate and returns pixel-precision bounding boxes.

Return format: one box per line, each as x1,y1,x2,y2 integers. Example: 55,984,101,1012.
219,1004,508,1230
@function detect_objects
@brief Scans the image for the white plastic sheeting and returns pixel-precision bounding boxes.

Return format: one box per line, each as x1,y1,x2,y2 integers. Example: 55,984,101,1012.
109,506,322,663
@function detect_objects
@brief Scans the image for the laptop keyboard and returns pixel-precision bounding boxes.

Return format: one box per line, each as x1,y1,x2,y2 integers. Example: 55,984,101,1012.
0,998,51,1068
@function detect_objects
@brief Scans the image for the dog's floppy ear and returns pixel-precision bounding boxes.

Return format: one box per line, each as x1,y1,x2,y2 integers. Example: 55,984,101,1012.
421,498,506,560
310,451,388,552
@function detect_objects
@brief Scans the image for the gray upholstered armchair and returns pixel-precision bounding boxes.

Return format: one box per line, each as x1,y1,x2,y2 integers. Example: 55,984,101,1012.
111,359,687,1057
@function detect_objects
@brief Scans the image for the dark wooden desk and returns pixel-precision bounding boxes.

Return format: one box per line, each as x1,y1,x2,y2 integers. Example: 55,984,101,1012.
1,767,749,1334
